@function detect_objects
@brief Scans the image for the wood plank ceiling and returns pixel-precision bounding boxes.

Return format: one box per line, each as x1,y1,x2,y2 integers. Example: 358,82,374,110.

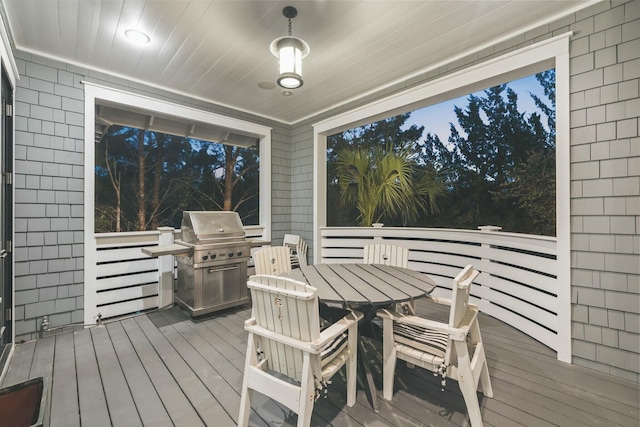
2,0,590,125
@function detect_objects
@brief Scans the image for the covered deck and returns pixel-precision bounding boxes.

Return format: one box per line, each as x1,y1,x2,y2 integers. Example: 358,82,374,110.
2,299,637,427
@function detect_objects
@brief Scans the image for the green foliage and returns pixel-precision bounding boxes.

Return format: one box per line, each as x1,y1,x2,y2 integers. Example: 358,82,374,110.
422,70,556,235
95,126,259,232
328,114,446,227
329,70,557,236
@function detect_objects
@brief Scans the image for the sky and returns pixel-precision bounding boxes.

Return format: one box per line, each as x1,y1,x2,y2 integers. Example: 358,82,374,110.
406,73,549,143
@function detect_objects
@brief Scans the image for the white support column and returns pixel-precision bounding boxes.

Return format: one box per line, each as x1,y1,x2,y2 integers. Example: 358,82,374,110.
157,227,176,308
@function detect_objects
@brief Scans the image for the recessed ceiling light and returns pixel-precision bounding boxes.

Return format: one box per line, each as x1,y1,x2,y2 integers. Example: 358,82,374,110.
125,29,150,45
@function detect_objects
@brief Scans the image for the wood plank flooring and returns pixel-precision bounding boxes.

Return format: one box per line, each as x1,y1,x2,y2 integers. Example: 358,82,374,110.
2,299,638,427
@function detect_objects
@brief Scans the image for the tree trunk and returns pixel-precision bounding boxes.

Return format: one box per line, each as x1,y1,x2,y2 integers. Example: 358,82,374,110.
137,128,146,230
223,145,238,211
151,135,163,229
104,140,122,232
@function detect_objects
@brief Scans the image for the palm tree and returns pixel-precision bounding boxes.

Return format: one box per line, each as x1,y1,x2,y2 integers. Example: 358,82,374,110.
335,143,445,227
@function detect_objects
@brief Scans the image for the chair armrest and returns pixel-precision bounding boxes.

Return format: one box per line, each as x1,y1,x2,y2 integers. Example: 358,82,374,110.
316,310,363,349
376,308,477,341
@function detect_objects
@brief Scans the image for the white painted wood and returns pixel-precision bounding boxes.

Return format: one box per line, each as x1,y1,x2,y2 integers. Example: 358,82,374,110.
319,225,566,359
93,297,159,321
95,272,159,291
312,35,571,362
363,244,413,314
363,243,409,268
377,265,493,427
97,259,158,278
252,247,291,276
157,227,176,308
239,275,361,427
283,234,308,268
96,284,158,306
83,83,272,325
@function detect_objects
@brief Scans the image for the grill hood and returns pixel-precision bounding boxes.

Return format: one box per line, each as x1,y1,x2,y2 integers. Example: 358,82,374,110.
180,211,245,245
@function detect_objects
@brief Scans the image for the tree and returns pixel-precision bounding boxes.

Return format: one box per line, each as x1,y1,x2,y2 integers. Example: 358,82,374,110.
421,71,556,234
327,114,444,226
95,123,261,232
334,141,445,227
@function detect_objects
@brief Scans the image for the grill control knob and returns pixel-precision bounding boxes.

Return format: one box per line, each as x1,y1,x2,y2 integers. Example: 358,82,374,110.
211,253,217,260
228,252,234,257
201,254,209,261
237,251,243,256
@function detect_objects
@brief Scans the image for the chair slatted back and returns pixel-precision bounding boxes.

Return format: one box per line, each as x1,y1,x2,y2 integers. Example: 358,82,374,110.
449,264,479,328
253,246,292,276
283,234,308,267
248,275,320,381
363,243,409,268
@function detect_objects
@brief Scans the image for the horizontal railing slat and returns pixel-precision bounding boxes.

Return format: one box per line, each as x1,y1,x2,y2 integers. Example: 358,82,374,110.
96,283,159,306
320,226,560,355
96,272,159,291
97,258,158,278
94,297,159,320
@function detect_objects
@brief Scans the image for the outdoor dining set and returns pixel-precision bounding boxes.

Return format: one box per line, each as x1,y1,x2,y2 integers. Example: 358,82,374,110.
239,240,493,427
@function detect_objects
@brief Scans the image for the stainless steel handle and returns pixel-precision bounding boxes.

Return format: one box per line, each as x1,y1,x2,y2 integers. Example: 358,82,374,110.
208,265,239,273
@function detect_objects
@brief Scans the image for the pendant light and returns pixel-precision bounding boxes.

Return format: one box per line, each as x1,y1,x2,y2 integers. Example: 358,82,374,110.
270,6,310,89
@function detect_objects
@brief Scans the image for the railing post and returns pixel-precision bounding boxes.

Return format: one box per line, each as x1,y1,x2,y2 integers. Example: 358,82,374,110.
372,223,384,241
476,225,502,312
157,227,176,308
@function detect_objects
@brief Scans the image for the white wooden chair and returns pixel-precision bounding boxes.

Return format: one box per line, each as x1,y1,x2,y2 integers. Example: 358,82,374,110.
252,246,292,276
363,243,414,314
376,265,493,427
283,234,308,268
238,275,363,427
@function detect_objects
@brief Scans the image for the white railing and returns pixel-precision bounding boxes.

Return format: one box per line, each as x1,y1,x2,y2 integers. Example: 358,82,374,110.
320,225,566,358
86,224,567,360
86,225,266,322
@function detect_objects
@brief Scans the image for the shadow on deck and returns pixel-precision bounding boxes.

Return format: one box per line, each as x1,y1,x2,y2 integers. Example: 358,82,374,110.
2,299,638,426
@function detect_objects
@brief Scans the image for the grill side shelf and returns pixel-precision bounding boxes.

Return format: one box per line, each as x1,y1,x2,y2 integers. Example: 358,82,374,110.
142,244,191,257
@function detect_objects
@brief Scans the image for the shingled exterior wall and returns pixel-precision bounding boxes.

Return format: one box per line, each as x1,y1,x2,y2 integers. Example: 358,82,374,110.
8,1,638,381
567,0,639,381
291,0,639,382
11,53,288,341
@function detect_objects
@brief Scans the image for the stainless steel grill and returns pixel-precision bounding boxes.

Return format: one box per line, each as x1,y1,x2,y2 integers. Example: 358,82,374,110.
174,211,251,316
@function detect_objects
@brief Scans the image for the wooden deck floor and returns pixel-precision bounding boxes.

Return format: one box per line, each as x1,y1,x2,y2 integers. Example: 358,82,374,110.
2,299,638,427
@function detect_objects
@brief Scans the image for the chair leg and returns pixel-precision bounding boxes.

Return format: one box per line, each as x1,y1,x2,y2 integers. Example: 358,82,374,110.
297,355,316,427
454,340,484,427
382,317,397,401
238,334,257,427
237,388,252,427
346,325,358,407
470,323,493,398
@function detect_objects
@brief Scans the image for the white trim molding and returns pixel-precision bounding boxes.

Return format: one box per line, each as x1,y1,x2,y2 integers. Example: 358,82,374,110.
83,82,272,325
313,33,572,362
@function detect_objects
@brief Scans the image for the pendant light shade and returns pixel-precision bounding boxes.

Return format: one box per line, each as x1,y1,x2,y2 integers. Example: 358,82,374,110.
270,7,309,89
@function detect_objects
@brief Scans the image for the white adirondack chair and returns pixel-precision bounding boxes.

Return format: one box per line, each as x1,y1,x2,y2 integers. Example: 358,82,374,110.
252,246,292,276
376,265,493,427
283,234,308,268
363,243,414,314
238,275,363,427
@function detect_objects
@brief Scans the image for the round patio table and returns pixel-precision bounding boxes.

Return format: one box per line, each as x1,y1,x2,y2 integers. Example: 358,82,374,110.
285,263,436,412
286,263,436,308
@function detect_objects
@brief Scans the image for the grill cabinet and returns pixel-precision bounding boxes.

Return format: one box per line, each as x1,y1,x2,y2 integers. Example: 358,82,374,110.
175,211,251,316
